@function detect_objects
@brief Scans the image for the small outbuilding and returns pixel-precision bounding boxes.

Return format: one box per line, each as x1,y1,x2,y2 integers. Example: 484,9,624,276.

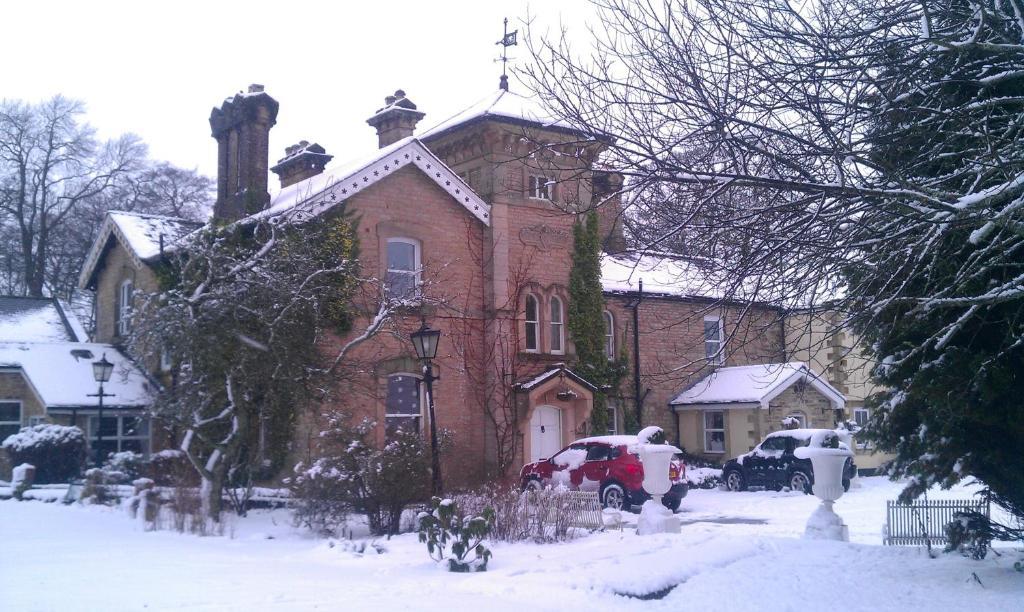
670,362,845,461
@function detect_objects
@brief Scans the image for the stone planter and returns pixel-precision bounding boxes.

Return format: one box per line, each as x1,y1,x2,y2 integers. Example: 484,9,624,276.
637,442,682,535
795,443,853,541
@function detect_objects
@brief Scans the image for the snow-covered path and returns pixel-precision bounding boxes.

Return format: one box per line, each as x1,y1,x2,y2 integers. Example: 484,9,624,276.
1,478,1020,611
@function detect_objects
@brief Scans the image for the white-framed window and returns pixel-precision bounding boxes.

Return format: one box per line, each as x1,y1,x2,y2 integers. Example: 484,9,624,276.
784,411,807,429
386,238,421,301
528,175,554,200
853,407,871,449
0,401,22,441
89,415,151,460
550,296,564,354
607,400,619,435
603,311,615,359
118,279,134,336
704,410,725,453
385,373,424,438
704,315,724,364
524,294,540,352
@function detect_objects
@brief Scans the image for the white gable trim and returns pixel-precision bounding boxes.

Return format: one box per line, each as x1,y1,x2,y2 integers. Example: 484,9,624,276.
268,139,490,226
760,368,845,410
77,215,145,290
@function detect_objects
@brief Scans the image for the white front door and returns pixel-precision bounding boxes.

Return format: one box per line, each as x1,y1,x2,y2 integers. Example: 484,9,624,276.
530,405,562,462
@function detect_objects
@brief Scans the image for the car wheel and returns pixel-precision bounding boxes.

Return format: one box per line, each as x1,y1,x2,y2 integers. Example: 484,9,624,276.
789,470,811,494
724,469,746,492
601,483,628,510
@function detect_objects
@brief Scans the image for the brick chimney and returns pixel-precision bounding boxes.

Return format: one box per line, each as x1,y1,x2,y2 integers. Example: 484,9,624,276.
270,141,333,189
209,84,279,221
366,89,425,148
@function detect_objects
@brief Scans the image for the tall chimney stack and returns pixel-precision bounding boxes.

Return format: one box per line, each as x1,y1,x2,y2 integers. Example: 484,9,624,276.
366,89,425,149
271,141,333,189
209,84,279,221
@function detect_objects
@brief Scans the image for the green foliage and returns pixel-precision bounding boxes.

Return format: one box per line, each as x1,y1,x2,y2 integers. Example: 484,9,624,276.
418,496,495,572
944,511,992,560
1,425,86,484
567,210,627,433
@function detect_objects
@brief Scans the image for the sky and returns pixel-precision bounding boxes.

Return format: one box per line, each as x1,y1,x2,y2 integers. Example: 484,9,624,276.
2,0,595,179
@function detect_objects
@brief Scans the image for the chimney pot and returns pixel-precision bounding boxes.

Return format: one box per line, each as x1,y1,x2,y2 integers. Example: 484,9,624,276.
366,89,425,149
271,141,333,189
248,84,265,93
394,89,406,98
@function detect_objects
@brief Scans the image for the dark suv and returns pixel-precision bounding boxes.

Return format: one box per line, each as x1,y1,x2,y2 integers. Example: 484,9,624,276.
519,435,688,511
721,429,856,493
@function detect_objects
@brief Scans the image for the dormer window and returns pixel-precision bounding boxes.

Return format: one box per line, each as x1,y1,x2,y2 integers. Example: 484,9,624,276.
117,279,134,336
529,175,555,200
386,238,421,301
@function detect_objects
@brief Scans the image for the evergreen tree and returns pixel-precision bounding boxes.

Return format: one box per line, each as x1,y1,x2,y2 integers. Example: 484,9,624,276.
568,210,623,433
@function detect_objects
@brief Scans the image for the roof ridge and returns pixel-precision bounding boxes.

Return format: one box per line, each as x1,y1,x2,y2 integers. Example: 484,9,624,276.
108,210,202,224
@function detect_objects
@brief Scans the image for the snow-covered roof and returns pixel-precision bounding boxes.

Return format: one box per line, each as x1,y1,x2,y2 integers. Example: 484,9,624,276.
0,342,155,409
601,252,724,300
670,362,844,409
250,138,490,226
515,364,598,393
78,211,202,289
418,89,579,142
0,297,81,343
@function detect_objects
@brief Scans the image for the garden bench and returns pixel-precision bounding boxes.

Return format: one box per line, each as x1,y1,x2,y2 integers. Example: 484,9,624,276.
883,498,990,546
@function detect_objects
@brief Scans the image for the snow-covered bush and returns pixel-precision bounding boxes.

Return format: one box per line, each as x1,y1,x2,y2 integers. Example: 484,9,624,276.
149,449,199,487
100,451,147,484
2,424,86,483
291,413,431,537
289,459,351,536
418,496,494,572
945,511,992,560
454,483,586,543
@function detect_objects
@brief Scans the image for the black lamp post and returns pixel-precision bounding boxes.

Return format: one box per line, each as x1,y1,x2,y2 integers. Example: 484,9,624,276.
88,354,115,467
410,318,443,496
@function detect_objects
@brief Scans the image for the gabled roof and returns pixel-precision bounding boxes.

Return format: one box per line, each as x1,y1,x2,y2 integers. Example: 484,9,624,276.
418,89,581,142
0,296,82,343
251,137,490,226
78,211,202,289
0,342,155,409
669,362,845,410
515,364,598,393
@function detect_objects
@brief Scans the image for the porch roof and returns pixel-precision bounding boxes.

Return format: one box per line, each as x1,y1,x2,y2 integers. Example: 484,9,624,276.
669,362,844,410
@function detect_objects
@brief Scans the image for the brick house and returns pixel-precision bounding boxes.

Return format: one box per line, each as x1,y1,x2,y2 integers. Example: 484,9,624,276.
77,83,856,486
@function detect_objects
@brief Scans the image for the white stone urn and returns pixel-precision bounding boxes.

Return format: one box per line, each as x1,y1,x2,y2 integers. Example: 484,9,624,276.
795,434,853,541
636,428,682,535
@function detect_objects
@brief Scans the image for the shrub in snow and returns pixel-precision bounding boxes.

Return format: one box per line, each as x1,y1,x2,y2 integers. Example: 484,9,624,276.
944,511,992,560
150,449,199,487
291,413,430,537
418,496,494,572
454,483,585,543
2,424,86,483
101,451,147,484
636,425,666,445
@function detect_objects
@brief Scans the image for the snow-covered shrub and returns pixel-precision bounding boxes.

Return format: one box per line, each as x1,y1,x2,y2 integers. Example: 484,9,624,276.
1,424,86,483
453,483,531,542
636,425,666,445
291,413,431,537
289,459,351,536
945,511,992,560
101,451,147,484
418,496,494,572
781,416,801,429
149,449,199,487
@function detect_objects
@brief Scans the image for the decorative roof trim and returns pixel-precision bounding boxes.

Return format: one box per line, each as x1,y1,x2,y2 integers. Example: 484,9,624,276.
77,215,144,290
265,139,490,227
515,364,599,393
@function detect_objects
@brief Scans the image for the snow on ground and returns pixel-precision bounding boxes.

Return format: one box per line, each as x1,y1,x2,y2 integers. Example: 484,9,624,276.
1,477,1020,611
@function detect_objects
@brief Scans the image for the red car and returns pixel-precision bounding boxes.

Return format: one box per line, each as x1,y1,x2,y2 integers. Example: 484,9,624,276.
519,435,688,511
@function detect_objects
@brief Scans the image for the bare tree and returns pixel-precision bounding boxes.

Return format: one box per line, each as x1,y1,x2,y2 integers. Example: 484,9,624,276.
0,96,143,296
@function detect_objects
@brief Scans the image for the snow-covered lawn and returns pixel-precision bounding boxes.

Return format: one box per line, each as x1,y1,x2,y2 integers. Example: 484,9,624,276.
1,477,1020,611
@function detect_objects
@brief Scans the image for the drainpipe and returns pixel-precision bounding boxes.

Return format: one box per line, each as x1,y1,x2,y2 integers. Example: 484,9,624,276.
630,279,644,428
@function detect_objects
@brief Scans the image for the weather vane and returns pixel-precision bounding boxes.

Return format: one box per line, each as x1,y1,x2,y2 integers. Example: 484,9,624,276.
496,17,518,91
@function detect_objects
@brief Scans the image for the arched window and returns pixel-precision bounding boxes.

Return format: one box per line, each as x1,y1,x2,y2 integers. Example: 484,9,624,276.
117,279,133,336
385,373,423,438
603,311,615,359
386,238,420,301
550,296,564,354
524,294,539,352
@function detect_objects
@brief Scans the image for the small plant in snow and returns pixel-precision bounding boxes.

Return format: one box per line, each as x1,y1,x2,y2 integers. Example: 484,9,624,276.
944,511,991,560
418,496,494,572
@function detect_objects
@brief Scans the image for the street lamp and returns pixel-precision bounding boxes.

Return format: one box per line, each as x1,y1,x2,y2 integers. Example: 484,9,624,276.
89,354,115,467
410,318,443,495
